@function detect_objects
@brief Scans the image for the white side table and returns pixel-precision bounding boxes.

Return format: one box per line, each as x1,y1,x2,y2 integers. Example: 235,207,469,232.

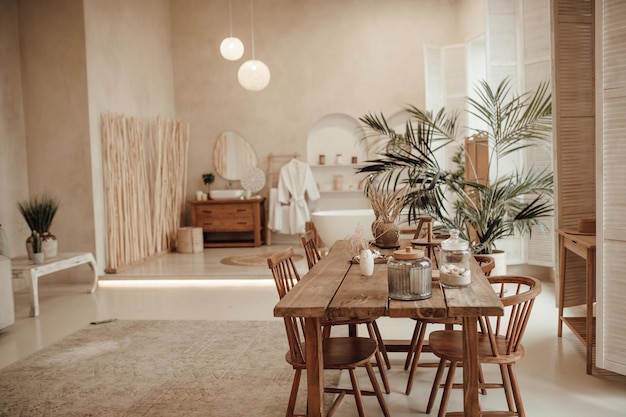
11,252,98,317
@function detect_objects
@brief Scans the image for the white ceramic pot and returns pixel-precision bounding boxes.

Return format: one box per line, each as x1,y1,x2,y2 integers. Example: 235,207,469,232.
32,252,45,265
489,250,507,276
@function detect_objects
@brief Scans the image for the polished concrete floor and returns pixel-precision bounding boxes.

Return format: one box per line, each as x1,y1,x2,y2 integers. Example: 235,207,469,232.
1,244,626,416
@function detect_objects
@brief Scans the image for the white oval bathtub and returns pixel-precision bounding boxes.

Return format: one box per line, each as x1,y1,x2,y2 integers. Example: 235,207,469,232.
311,209,376,248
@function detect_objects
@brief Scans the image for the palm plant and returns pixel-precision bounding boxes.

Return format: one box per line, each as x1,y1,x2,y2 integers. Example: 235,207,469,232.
358,78,553,254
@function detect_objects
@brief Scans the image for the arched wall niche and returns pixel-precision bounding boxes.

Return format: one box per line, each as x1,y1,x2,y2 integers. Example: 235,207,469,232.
306,113,367,165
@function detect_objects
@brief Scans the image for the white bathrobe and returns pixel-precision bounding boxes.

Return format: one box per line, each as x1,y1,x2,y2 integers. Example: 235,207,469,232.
277,159,320,234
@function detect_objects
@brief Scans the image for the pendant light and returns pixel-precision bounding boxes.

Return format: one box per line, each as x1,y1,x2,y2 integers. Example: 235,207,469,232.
238,0,270,91
220,0,244,61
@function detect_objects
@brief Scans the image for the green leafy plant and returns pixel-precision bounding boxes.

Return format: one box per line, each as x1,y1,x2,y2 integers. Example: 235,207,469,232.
202,173,215,192
358,79,553,254
17,194,59,234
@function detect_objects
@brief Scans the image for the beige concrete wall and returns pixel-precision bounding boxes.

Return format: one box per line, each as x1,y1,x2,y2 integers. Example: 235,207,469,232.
83,0,176,270
15,0,93,257
2,0,484,267
0,0,29,256
171,0,470,209
456,0,486,42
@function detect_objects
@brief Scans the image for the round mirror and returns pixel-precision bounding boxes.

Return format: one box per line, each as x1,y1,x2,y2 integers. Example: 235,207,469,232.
213,131,258,181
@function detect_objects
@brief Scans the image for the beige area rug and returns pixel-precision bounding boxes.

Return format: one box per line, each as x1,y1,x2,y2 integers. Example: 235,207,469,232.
0,320,340,417
220,253,304,267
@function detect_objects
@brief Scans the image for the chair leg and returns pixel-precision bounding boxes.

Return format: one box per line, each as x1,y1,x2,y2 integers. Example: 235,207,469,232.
426,359,447,414
507,364,526,417
478,363,487,396
499,363,515,411
322,325,332,338
372,320,391,369
375,348,391,394
404,320,422,370
348,368,366,417
366,323,390,394
365,361,391,417
287,368,301,417
406,321,428,395
437,361,457,417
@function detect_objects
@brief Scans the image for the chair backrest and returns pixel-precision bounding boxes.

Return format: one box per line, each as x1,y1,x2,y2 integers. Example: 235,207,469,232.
267,247,301,299
413,216,434,240
473,255,495,276
267,247,306,365
300,230,321,269
484,275,542,357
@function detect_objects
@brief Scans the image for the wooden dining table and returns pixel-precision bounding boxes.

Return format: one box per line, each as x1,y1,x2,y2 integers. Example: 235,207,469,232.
274,240,504,417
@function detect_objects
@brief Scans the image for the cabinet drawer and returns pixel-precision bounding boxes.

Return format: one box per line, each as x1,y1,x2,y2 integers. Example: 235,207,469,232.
196,204,254,232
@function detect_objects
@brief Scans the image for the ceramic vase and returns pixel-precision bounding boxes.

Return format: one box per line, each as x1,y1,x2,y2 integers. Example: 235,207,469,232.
359,249,374,276
372,221,400,248
26,232,57,260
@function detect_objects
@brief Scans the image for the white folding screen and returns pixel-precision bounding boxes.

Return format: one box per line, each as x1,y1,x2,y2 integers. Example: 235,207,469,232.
424,0,554,267
521,0,554,267
486,0,519,88
485,0,524,264
597,0,626,376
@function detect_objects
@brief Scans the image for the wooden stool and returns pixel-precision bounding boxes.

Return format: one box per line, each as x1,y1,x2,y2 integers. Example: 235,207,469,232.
410,217,443,267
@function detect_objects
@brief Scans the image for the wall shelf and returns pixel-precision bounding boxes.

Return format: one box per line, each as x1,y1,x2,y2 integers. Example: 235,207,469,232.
319,190,364,194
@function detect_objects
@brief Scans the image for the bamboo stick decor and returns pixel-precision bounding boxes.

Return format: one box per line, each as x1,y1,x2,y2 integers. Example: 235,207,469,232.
100,113,189,272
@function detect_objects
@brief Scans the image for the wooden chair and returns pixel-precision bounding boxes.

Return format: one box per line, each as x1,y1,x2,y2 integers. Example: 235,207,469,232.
300,230,322,269
474,254,495,276
298,233,391,393
267,247,390,417
411,217,443,268
405,256,495,395
426,275,542,417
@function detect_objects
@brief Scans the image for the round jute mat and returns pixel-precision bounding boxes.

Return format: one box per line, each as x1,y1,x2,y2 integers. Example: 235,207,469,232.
220,253,304,267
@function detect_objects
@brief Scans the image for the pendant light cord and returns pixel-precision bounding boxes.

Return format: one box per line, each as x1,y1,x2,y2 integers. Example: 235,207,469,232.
228,0,233,37
249,0,256,59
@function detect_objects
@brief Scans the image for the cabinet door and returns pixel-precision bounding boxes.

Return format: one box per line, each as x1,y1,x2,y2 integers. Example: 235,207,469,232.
196,204,255,232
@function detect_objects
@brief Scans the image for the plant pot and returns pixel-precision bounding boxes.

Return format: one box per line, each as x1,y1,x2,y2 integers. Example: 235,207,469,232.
25,232,57,260
488,249,507,276
42,232,57,258
32,252,45,265
372,220,400,249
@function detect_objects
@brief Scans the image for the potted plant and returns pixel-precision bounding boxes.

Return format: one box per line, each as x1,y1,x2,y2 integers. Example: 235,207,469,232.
202,173,215,196
363,177,406,249
358,79,553,268
18,193,59,259
30,230,44,265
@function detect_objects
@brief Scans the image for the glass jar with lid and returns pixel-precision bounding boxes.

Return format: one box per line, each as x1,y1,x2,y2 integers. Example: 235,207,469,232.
439,229,471,288
387,247,432,300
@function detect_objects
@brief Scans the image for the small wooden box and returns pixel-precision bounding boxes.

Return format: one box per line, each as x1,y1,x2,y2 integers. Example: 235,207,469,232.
176,227,203,253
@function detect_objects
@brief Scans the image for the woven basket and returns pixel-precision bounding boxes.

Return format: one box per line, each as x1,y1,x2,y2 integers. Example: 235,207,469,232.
176,227,203,254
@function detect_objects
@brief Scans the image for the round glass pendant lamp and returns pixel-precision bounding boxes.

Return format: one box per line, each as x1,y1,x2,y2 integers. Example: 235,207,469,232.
220,37,244,61
238,59,270,91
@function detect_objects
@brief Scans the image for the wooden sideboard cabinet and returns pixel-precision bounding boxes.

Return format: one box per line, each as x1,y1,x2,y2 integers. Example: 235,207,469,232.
189,198,266,247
